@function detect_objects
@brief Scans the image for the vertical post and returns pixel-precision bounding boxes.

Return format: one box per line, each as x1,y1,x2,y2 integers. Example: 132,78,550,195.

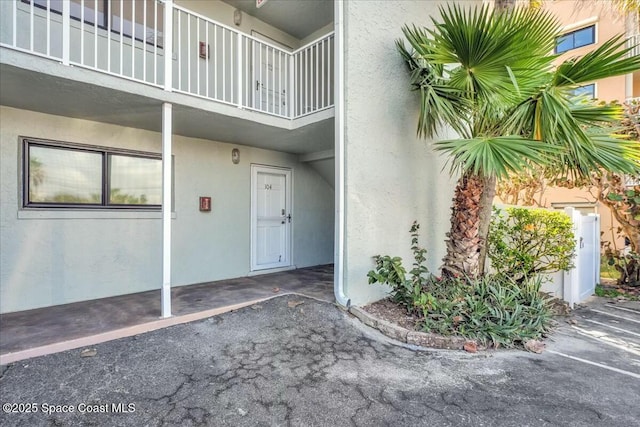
107,0,112,73
205,23,210,97
131,0,136,78
237,32,243,107
164,0,173,91
153,0,157,84
143,0,147,82
46,0,51,56
80,0,85,64
30,0,34,51
315,42,319,111
161,102,173,318
321,39,325,108
214,26,218,100
120,0,124,75
196,18,200,95
334,0,348,307
62,0,70,65
187,11,191,93
222,30,226,101
288,52,294,118
12,0,17,47
93,0,98,69
278,52,282,115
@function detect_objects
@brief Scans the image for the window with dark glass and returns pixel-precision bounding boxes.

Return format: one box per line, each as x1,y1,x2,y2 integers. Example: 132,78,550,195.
570,83,595,100
555,25,595,53
24,139,162,208
23,0,164,46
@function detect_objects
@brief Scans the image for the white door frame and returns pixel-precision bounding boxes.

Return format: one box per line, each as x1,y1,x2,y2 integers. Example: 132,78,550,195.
250,164,293,272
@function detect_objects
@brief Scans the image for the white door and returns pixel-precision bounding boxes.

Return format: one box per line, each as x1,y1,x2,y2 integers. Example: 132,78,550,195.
578,214,600,302
253,44,287,116
251,165,292,271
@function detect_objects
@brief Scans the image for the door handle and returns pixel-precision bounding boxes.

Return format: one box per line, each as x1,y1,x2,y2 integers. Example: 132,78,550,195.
287,214,292,223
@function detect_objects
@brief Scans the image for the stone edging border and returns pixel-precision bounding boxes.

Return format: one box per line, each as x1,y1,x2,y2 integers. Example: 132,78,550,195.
348,306,471,350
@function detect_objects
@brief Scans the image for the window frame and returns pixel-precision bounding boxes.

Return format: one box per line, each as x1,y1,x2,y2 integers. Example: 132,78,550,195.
570,83,596,100
22,137,163,210
555,25,596,54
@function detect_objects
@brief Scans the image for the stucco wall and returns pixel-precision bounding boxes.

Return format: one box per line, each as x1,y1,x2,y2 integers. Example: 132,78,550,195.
341,1,464,305
0,106,334,313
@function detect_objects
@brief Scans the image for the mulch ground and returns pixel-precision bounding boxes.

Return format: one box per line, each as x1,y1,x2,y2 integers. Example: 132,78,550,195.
361,298,420,331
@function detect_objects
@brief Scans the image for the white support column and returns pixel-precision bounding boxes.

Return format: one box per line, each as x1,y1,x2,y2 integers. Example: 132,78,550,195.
163,0,174,91
62,0,70,65
161,102,173,318
334,0,348,307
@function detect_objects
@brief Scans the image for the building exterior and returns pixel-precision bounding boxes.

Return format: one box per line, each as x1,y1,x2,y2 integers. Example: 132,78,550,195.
496,0,639,252
0,0,466,314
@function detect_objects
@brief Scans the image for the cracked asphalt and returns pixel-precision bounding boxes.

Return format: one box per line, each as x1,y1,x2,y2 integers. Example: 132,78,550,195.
1,295,639,426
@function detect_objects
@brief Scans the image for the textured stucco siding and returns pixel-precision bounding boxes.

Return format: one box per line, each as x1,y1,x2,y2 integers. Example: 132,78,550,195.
341,1,475,305
0,106,334,313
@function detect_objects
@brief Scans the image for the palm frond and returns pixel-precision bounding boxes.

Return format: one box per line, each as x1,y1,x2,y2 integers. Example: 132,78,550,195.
398,4,640,181
434,136,561,179
553,36,640,87
570,101,624,125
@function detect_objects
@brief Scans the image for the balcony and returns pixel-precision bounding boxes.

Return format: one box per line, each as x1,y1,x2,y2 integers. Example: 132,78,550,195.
0,0,334,123
629,33,640,58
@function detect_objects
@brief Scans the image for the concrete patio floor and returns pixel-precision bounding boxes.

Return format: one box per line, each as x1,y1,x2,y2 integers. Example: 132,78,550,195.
0,265,334,363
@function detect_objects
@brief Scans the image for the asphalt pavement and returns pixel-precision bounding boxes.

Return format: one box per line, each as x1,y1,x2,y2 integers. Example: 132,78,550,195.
1,295,639,426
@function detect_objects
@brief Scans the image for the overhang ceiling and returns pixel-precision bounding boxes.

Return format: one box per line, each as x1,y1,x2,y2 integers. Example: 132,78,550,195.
0,61,334,155
222,0,333,40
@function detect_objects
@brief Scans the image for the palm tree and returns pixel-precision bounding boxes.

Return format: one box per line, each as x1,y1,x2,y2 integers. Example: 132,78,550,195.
28,157,45,201
397,5,640,279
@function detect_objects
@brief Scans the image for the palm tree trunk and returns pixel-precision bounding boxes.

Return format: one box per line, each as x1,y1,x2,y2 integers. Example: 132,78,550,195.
478,175,497,275
442,173,496,279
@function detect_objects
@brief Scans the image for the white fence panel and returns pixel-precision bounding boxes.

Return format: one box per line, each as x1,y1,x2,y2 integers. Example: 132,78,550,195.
559,207,600,307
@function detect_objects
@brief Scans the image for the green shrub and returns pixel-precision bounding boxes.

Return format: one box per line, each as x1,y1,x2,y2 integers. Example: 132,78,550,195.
488,207,575,281
368,222,554,348
411,275,553,348
367,222,430,313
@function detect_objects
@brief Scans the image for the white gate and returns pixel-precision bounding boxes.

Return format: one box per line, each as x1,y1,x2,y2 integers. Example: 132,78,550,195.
562,208,600,307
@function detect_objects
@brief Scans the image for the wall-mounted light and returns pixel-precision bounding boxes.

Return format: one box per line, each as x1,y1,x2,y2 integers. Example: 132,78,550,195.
233,9,242,26
232,148,240,164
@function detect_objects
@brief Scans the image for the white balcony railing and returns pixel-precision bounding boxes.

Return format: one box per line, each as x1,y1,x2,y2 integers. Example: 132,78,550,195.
0,0,334,120
628,33,640,58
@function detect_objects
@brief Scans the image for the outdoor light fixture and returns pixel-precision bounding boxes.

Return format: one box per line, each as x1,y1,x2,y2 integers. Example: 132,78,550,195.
232,148,240,164
234,9,242,26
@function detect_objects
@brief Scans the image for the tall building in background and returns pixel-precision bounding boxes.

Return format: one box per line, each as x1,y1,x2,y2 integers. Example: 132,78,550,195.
497,0,639,252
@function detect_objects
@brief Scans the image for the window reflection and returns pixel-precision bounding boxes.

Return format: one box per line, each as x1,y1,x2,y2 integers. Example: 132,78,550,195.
29,145,102,204
25,140,162,208
109,154,161,205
